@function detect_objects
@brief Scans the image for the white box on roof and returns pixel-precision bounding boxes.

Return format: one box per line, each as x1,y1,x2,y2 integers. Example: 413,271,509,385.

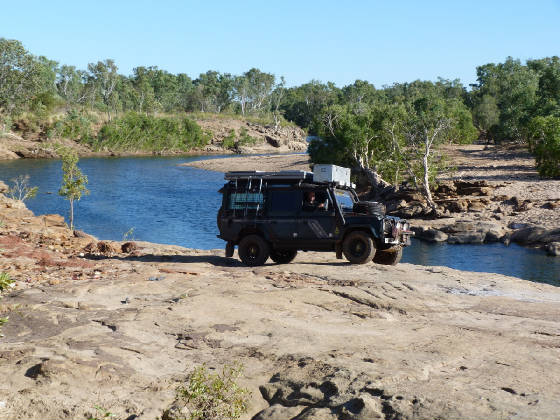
313,164,351,187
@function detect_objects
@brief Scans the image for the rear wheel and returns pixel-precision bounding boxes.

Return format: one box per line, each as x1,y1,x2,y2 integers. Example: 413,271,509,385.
238,235,270,266
342,231,376,264
270,249,297,264
373,246,403,265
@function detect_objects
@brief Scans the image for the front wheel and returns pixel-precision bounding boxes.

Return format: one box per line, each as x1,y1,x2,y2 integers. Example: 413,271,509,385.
270,249,297,264
373,246,403,265
238,235,270,266
342,231,376,264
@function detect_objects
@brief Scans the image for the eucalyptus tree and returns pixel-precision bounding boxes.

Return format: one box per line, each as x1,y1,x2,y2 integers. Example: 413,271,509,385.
87,59,119,119
0,38,42,126
56,65,88,107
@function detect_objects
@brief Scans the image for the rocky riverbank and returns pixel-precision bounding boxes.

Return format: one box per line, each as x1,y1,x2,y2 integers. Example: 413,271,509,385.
0,188,559,419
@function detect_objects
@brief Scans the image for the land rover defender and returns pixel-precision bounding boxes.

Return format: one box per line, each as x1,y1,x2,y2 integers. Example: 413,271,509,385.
217,164,412,266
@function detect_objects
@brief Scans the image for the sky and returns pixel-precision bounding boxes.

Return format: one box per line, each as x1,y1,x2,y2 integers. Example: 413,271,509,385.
2,0,559,88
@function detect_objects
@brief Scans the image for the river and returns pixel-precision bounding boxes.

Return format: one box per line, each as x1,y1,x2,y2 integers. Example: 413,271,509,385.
0,155,558,285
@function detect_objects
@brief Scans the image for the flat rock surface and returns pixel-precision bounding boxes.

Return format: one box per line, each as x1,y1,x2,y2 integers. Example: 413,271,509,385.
0,196,559,419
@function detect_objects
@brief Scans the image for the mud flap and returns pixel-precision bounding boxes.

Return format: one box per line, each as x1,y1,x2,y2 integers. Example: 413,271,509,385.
335,243,343,259
225,242,234,258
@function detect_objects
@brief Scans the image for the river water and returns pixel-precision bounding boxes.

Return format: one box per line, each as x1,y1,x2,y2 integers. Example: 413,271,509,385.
0,156,558,286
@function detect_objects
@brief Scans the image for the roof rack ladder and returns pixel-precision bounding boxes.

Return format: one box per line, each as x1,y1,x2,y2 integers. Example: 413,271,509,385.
255,178,263,217
244,177,252,217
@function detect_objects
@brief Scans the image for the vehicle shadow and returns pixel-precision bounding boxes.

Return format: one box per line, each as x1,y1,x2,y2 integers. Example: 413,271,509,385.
84,253,245,267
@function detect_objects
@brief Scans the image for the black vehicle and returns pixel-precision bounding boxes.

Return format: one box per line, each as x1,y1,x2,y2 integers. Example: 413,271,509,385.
217,168,413,266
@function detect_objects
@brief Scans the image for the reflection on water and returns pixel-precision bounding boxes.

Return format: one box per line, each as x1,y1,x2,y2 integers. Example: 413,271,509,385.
0,156,558,285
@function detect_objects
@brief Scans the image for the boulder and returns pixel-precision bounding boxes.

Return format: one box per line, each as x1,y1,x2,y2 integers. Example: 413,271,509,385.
510,226,547,245
121,242,137,253
0,180,8,193
253,404,307,420
545,242,560,256
265,135,282,148
468,201,487,212
42,214,67,228
412,227,449,242
541,201,559,210
448,232,486,244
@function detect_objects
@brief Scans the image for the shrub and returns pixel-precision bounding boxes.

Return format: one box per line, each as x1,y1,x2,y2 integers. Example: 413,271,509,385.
48,109,96,142
7,175,38,202
237,127,258,147
528,116,560,178
94,113,210,152
175,363,250,420
0,272,14,291
221,129,236,150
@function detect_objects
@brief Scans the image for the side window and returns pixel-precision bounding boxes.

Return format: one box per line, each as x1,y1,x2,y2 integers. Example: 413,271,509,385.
228,192,264,210
302,190,331,212
268,190,302,215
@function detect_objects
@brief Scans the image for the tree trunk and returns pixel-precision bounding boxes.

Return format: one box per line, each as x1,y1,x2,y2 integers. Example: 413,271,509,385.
364,168,392,198
422,154,436,210
69,199,74,230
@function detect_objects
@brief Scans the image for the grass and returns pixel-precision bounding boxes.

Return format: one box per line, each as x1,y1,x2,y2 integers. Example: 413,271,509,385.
0,272,14,292
88,405,115,420
0,272,14,338
173,363,250,420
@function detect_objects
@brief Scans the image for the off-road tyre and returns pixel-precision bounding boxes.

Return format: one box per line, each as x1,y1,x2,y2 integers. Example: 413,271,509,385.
342,231,376,264
353,201,386,216
238,234,270,266
270,249,297,264
373,246,403,265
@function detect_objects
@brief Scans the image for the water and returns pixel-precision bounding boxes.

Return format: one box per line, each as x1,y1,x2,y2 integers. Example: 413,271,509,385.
0,156,559,285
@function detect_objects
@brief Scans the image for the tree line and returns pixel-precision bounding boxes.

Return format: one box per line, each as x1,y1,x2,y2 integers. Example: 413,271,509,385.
1,37,559,182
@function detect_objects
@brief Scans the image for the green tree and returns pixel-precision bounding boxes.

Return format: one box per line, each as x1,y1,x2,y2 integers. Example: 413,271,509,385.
57,147,89,230
0,38,42,126
87,59,119,119
472,94,499,141
527,115,560,177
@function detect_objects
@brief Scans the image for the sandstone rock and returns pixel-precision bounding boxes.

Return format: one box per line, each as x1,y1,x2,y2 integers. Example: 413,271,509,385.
297,407,339,420
121,242,137,253
0,180,8,193
339,395,384,420
468,201,487,212
510,226,547,244
545,242,560,256
265,135,281,148
162,403,191,420
541,201,559,210
42,214,66,228
253,404,307,420
412,227,448,243
448,232,486,244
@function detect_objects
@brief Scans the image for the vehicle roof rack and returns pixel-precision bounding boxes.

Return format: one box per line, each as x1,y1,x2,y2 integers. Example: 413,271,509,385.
225,170,314,181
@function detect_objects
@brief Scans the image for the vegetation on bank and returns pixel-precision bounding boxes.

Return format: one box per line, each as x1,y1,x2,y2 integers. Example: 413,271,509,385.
1,36,559,178
93,113,210,152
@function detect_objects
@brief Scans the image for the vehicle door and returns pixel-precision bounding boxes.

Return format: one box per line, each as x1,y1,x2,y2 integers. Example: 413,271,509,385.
298,188,338,241
265,188,301,241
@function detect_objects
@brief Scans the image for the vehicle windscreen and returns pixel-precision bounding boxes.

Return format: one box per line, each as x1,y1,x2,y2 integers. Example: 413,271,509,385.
334,189,354,211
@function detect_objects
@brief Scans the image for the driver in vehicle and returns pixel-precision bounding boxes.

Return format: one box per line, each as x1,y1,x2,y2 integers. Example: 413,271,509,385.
303,191,326,211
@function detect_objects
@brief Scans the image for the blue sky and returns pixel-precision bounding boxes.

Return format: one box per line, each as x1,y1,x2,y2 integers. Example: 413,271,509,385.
2,0,559,87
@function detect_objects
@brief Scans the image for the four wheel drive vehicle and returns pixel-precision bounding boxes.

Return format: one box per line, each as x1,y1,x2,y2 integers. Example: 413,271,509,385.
217,165,413,266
